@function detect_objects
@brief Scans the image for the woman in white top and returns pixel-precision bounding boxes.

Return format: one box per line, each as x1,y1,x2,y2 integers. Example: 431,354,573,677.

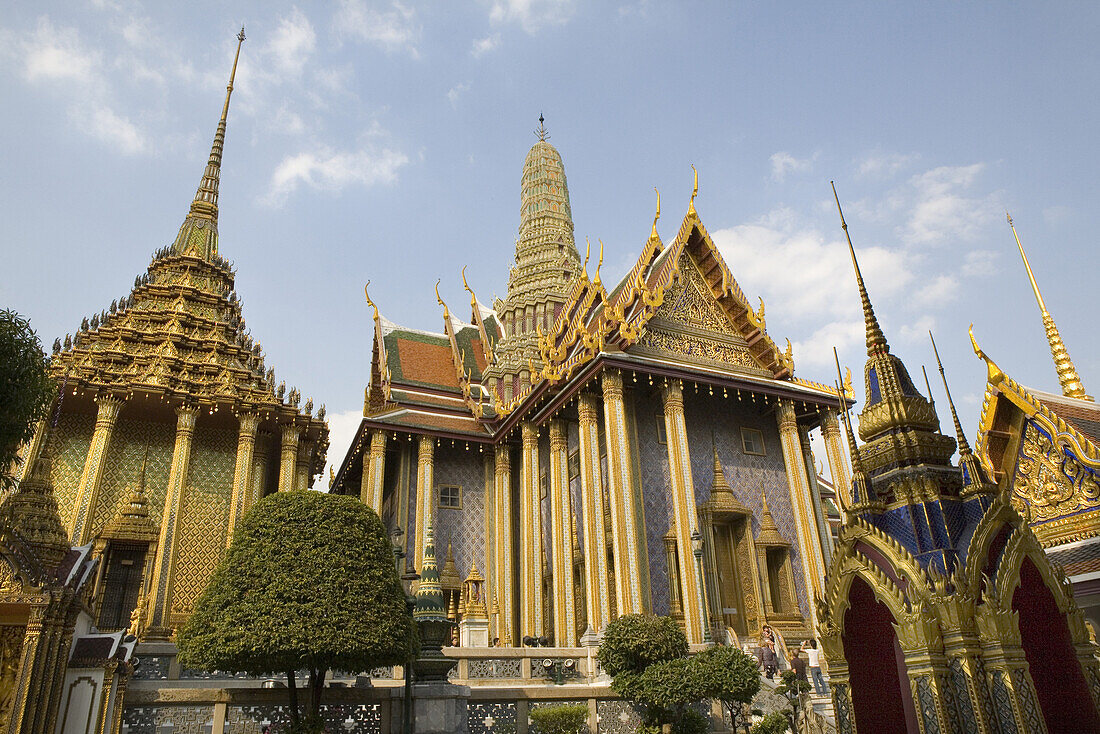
801,639,828,695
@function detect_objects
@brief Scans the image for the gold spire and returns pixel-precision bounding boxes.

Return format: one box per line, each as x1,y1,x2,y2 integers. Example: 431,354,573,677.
172,28,245,260
435,279,451,322
535,113,548,142
594,238,604,288
929,332,971,457
832,182,887,354
931,331,994,493
364,280,380,323
1007,213,1091,401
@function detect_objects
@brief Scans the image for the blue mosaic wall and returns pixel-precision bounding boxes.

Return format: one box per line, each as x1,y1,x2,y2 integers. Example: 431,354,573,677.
632,388,673,616
433,443,488,575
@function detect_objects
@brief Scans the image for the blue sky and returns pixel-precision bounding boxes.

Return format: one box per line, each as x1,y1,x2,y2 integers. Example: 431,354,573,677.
3,1,1097,479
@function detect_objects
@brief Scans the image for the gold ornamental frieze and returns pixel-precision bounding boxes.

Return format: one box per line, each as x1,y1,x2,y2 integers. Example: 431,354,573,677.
1013,420,1100,525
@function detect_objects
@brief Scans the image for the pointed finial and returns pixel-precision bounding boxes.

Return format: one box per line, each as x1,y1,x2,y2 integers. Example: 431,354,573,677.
594,238,604,287
834,347,874,510
363,280,381,322
929,332,970,455
435,279,450,321
832,181,888,355
921,365,936,410
189,27,246,222
535,113,549,142
651,187,661,239
1007,213,1090,400
583,237,591,278
462,265,477,303
689,165,698,215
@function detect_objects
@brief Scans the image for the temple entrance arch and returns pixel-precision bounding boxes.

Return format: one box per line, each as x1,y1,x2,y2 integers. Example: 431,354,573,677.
1013,557,1100,733
843,576,914,733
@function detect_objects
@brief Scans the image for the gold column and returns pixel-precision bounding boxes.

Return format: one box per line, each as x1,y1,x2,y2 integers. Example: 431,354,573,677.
820,410,852,512
660,381,704,643
226,411,260,546
17,418,47,483
147,404,198,636
361,429,388,511
801,429,834,563
483,452,497,641
295,439,313,491
577,392,611,634
413,435,435,572
601,370,643,615
278,423,300,493
520,421,544,639
549,419,577,646
776,401,827,626
494,444,515,645
71,394,125,544
250,431,270,506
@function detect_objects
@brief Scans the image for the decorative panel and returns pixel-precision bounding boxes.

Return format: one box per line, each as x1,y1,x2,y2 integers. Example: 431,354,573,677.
915,675,941,734
989,670,1019,734
170,425,234,618
46,411,95,531
131,655,170,680
596,699,644,734
1011,668,1044,733
121,705,214,734
631,389,672,617
948,658,977,731
468,658,522,679
468,701,517,734
226,703,382,733
92,417,174,537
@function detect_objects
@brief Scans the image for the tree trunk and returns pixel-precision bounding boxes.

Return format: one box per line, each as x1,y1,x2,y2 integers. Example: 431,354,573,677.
287,670,300,726
309,667,327,721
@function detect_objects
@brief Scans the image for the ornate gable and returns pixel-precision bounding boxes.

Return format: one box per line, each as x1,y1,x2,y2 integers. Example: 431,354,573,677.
631,251,765,374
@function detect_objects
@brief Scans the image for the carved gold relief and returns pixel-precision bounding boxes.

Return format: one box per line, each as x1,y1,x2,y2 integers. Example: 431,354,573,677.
0,626,25,730
1013,421,1100,522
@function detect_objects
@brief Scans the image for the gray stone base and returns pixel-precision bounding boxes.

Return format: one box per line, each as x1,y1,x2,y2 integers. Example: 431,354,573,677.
412,682,470,734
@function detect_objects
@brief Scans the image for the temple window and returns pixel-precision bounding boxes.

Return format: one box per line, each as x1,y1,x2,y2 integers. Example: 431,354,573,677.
97,543,147,631
438,485,462,509
740,427,765,456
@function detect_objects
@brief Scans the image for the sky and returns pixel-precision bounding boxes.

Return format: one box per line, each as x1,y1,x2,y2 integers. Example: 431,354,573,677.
3,1,1098,482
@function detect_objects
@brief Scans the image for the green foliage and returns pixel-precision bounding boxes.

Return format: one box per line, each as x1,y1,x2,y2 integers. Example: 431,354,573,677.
284,716,326,734
529,703,588,734
598,614,688,677
749,711,790,734
0,310,53,489
773,670,810,731
694,645,761,704
176,491,415,721
671,708,709,734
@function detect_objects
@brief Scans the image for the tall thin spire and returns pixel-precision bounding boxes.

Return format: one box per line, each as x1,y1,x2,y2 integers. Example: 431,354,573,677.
930,331,993,493
832,182,888,355
172,28,245,260
1007,213,1091,401
929,332,970,457
834,347,875,512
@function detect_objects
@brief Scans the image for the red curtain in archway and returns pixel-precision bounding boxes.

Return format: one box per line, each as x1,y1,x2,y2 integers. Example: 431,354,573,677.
1013,557,1100,733
843,576,917,732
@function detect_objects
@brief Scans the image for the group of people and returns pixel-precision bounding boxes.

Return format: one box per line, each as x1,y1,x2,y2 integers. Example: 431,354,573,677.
752,625,828,696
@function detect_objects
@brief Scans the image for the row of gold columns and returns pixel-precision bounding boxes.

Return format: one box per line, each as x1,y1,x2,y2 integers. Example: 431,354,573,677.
520,422,544,638
601,370,644,615
71,394,125,545
819,409,852,513
226,411,260,545
548,419,577,645
493,446,515,645
361,429,388,511
577,392,611,635
660,381,705,643
413,435,435,571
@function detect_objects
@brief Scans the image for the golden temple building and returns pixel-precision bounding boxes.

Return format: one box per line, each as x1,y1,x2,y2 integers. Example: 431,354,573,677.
2,30,329,732
332,119,855,652
816,195,1100,733
972,215,1100,635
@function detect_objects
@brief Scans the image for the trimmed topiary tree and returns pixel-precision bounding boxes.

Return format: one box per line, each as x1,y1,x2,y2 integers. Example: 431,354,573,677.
694,645,761,732
0,309,54,489
177,491,416,731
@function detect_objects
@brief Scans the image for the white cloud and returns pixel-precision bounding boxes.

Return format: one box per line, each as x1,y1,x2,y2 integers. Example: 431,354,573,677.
792,319,865,372
24,17,99,84
898,315,936,345
962,249,997,277
903,163,999,245
488,0,576,33
913,274,959,309
769,151,816,183
857,151,918,179
263,138,409,206
268,8,316,78
471,33,501,57
83,104,149,154
336,0,420,55
447,82,470,106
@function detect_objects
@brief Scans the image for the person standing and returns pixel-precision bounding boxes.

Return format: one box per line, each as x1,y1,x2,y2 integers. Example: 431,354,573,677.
760,626,778,680
802,639,827,696
790,646,808,684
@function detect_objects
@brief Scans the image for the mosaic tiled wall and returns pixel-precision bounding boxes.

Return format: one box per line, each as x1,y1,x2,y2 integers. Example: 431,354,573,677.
433,444,487,576
631,388,673,617
170,423,235,618
683,390,810,619
91,417,174,537
46,410,95,531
